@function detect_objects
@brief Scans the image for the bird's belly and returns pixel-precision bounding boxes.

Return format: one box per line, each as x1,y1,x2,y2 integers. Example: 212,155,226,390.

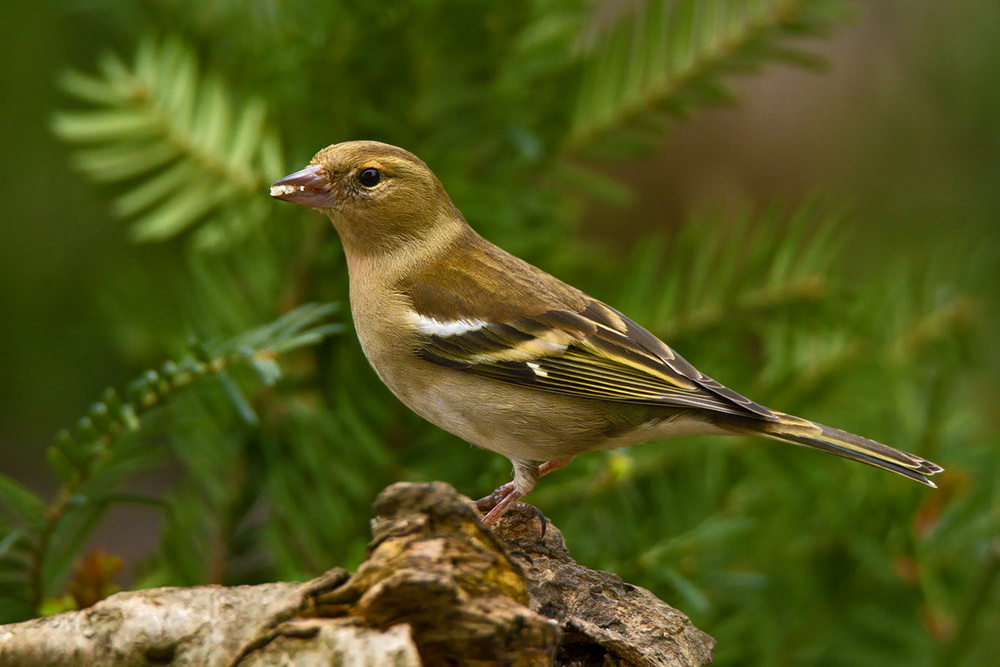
376,355,612,462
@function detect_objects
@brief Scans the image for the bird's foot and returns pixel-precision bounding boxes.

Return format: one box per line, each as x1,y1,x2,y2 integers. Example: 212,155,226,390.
474,482,516,514
476,487,548,536
476,457,574,527
476,483,523,525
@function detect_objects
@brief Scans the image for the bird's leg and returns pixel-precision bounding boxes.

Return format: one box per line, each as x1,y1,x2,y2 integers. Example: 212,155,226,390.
475,458,570,513
477,456,574,525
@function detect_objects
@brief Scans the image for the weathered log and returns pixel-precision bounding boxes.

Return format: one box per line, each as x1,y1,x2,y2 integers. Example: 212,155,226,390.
0,482,714,666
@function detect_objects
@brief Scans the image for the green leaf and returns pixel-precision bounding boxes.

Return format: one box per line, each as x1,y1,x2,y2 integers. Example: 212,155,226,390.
0,527,31,561
0,475,46,524
40,503,113,600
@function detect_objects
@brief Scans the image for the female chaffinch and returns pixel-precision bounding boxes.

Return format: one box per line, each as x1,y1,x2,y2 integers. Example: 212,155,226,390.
271,141,942,524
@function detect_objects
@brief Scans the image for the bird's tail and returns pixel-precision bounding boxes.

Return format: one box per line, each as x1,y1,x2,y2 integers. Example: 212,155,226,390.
725,412,944,487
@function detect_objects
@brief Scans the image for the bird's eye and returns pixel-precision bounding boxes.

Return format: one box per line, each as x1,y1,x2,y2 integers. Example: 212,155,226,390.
357,167,382,188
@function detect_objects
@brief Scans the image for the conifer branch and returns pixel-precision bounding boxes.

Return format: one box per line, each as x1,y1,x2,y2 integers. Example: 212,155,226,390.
613,204,839,339
566,0,850,156
0,304,340,615
52,36,284,247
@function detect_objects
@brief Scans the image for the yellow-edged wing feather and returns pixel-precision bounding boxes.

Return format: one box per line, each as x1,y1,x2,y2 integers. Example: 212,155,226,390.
413,297,778,421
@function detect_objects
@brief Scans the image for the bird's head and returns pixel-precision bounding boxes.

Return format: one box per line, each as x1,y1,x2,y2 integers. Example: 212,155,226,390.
271,141,464,256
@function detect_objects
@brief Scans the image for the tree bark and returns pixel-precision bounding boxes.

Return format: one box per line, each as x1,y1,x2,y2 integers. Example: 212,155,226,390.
0,482,714,666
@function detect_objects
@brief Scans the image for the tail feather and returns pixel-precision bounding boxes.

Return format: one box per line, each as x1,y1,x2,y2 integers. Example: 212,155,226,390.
732,412,944,487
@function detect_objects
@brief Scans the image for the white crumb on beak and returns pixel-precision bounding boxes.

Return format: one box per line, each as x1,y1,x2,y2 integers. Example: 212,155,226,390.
270,184,307,197
526,362,548,377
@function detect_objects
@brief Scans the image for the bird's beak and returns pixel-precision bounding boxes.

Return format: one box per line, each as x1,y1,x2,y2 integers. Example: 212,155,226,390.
270,164,335,208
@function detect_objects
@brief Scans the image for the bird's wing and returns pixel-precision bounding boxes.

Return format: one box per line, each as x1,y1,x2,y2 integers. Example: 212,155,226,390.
409,297,778,421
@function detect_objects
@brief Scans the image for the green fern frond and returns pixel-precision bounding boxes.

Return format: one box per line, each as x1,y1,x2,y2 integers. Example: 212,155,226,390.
53,36,284,247
567,0,851,155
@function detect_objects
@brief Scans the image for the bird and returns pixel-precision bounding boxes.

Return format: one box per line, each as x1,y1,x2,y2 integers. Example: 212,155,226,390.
270,140,943,525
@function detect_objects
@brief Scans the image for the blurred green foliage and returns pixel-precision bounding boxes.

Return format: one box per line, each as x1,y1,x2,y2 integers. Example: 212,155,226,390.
1,1,997,665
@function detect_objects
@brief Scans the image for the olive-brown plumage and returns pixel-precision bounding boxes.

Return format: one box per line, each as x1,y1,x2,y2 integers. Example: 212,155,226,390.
271,140,942,524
